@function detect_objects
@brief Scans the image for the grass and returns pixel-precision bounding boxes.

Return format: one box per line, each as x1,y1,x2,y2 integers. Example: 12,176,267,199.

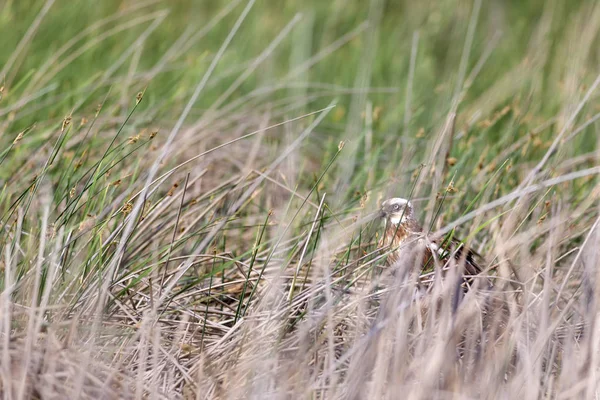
1,0,600,398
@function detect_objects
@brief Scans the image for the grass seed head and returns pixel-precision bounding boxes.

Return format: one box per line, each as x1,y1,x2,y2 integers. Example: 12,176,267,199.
167,182,179,196
12,131,24,145
122,202,133,215
61,115,72,132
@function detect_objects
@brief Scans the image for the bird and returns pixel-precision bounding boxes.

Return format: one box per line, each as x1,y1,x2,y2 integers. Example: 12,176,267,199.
378,197,485,289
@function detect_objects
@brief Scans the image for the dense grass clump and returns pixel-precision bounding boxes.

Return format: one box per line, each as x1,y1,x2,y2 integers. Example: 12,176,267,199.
1,0,600,398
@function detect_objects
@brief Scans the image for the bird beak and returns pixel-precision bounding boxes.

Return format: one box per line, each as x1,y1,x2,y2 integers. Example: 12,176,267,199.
379,208,387,218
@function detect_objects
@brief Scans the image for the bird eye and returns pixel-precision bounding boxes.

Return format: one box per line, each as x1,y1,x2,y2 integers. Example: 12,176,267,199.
393,204,401,211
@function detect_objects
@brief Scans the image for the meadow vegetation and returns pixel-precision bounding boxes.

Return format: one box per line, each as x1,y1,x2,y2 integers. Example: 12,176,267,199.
1,0,600,398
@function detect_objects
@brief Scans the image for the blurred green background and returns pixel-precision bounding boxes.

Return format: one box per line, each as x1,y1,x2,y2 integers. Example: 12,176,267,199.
1,0,598,213
3,0,594,127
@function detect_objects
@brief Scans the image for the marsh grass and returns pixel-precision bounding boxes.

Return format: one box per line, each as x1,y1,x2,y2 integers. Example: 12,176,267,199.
1,0,600,398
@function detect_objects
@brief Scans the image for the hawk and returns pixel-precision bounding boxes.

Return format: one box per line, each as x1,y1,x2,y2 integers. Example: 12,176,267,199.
378,197,484,287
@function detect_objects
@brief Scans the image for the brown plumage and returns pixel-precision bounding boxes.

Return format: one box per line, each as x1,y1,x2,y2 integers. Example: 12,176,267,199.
378,197,485,287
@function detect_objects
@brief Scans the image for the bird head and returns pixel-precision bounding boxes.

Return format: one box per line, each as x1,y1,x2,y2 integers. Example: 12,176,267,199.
380,197,414,226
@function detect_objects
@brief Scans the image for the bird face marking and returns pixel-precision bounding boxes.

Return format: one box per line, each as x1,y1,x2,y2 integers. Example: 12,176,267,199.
381,197,413,225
